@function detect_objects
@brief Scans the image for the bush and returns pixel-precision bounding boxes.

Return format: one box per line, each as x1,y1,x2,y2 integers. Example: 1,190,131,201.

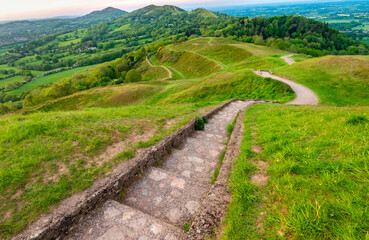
0,103,11,114
125,69,142,83
202,117,208,124
195,116,205,131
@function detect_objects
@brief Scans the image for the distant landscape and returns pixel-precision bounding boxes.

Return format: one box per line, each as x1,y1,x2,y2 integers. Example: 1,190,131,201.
212,1,369,44
0,2,368,239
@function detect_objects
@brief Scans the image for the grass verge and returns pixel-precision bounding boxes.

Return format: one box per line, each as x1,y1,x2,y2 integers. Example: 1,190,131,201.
222,103,369,239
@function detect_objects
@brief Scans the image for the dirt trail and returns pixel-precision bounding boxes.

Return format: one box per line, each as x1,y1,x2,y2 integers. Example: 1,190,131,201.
146,56,172,80
67,101,254,240
254,70,318,105
281,54,296,65
254,55,318,105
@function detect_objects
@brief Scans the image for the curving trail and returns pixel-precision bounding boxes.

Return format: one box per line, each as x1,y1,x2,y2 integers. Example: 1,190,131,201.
253,55,318,105
281,54,296,65
146,56,172,80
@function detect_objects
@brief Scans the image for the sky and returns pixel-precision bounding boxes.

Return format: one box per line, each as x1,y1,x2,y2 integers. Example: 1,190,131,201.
0,0,321,21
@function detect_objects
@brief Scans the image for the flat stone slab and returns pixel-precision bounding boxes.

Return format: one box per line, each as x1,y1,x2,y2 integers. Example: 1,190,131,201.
68,200,186,240
124,167,207,225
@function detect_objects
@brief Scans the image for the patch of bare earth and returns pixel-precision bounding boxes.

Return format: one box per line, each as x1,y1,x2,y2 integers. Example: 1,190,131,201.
93,127,157,167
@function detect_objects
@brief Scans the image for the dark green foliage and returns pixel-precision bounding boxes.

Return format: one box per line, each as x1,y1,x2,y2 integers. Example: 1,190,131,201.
195,116,205,131
202,116,208,124
226,15,369,56
346,115,369,125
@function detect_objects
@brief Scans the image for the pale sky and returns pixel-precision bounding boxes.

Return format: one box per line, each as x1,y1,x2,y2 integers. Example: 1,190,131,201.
0,0,315,21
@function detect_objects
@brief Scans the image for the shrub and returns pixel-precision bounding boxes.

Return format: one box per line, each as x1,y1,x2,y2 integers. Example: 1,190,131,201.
125,69,142,83
202,116,208,124
195,116,205,131
0,103,11,114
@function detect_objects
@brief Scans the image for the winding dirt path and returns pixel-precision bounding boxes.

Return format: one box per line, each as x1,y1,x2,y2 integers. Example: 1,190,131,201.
146,56,172,80
254,70,318,105
254,55,318,105
281,54,296,65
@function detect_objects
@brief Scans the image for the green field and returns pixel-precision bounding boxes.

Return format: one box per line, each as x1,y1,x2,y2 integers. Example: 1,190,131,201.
0,75,24,88
9,66,94,95
353,22,369,31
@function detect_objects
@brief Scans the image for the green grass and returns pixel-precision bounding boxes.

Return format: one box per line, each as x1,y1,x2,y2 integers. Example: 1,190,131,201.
0,103,216,238
222,103,369,239
0,75,24,88
273,55,369,106
110,24,131,33
137,58,169,81
163,70,294,104
9,66,94,95
58,38,81,47
158,47,222,78
0,37,297,238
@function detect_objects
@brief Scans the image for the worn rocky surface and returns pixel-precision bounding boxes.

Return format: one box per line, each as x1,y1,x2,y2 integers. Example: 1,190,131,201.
67,100,253,240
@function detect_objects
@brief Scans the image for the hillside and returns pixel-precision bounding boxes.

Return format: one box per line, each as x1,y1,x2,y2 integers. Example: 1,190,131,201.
273,55,369,106
0,38,296,238
0,28,369,240
0,7,127,45
0,4,368,111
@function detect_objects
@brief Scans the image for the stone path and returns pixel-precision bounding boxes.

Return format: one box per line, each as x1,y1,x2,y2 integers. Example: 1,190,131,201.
68,100,253,240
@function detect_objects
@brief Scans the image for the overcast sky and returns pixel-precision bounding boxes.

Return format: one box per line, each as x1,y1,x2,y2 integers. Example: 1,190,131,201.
0,0,320,21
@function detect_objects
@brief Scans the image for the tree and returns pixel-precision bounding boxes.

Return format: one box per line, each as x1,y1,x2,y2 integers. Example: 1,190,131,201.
125,69,142,83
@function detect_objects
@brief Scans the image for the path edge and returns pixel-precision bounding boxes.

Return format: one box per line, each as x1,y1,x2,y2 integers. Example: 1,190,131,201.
186,100,276,239
13,98,257,240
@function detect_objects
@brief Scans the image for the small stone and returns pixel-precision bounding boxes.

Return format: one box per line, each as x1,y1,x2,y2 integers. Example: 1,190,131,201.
185,201,200,214
122,210,135,221
188,156,204,163
154,197,162,205
181,170,191,178
150,223,163,235
164,233,177,240
170,178,185,189
171,190,182,198
149,169,168,181
167,208,181,223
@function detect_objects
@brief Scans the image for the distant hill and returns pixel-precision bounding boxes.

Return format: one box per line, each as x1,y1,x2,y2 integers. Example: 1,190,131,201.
123,5,185,18
0,7,127,44
73,7,127,25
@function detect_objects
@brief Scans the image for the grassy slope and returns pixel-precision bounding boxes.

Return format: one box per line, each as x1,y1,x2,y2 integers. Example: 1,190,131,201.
0,38,296,238
223,104,369,239
273,55,369,106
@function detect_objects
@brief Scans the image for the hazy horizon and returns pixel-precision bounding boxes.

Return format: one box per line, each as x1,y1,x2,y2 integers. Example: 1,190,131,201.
0,0,332,22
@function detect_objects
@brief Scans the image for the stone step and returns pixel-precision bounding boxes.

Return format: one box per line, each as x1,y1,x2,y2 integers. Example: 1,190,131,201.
69,200,186,240
161,137,223,184
123,167,209,226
